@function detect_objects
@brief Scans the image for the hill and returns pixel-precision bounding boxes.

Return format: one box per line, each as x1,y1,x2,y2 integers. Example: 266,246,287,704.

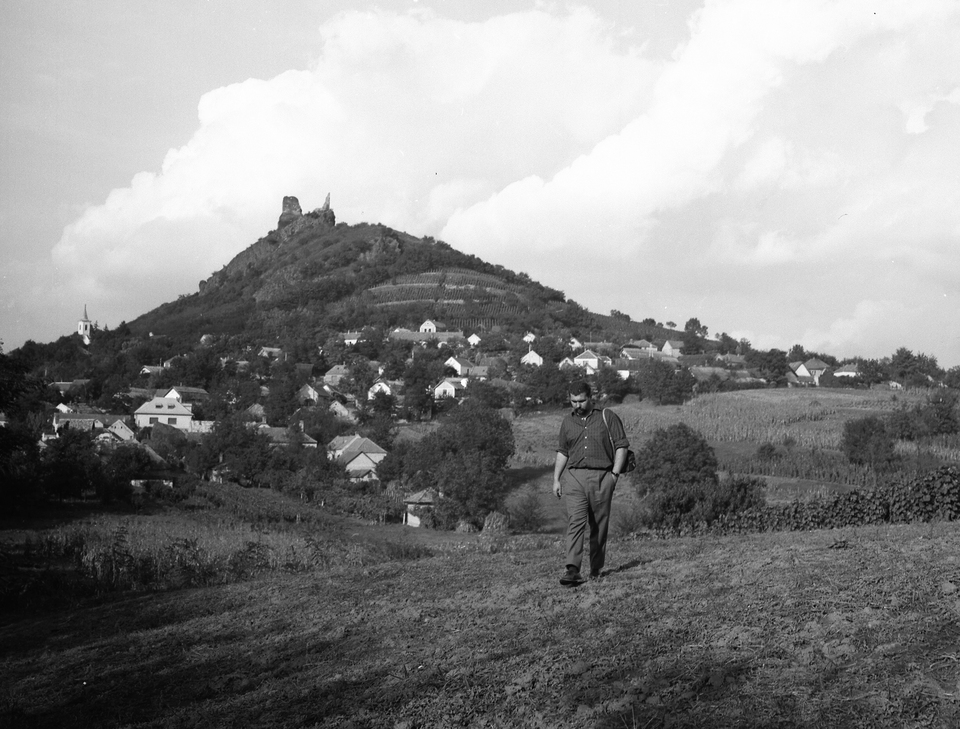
127,195,673,348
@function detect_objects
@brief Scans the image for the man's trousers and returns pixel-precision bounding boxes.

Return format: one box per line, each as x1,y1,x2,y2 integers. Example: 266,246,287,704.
562,468,616,574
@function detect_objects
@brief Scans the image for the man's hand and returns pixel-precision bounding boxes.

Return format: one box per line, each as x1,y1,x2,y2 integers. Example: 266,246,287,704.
553,479,562,498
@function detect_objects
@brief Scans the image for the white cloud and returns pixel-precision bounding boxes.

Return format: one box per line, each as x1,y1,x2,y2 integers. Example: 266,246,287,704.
47,0,960,367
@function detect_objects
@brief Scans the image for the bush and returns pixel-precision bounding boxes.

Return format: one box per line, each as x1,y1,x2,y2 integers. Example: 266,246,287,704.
506,486,546,533
634,423,718,496
842,416,896,469
643,476,765,533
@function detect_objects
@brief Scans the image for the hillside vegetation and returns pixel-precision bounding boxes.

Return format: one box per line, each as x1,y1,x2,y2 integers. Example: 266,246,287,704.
124,200,665,350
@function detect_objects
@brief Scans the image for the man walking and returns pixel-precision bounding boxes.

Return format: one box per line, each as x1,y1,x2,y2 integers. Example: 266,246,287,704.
553,381,629,586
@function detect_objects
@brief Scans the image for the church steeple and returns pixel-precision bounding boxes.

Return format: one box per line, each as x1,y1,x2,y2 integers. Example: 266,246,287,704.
78,305,92,345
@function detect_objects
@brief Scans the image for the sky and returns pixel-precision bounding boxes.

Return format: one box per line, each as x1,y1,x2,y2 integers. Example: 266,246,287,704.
2,0,959,368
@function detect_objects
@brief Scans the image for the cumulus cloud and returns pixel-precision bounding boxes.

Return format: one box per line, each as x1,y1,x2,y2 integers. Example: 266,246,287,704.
50,1,960,366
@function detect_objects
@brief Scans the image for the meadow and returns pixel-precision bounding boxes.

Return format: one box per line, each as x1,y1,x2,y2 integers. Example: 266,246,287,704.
3,386,960,728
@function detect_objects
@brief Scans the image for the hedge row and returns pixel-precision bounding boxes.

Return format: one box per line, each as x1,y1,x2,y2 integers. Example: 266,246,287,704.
712,465,960,535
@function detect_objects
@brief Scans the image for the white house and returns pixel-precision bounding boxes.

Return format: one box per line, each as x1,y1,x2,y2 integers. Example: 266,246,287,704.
467,333,482,347
834,364,861,378
444,356,474,376
341,331,363,346
258,425,318,449
520,350,544,367
661,340,684,357
163,386,209,405
258,346,283,359
522,332,537,343
108,420,136,442
420,319,441,333
297,383,322,405
328,434,388,481
403,488,438,527
134,398,193,430
367,379,401,400
434,377,468,399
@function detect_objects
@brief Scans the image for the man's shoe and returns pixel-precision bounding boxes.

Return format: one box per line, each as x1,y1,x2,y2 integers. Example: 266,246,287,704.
589,570,603,580
560,567,584,586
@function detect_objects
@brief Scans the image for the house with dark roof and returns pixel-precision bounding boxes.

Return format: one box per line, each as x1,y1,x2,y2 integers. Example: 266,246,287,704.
327,434,388,481
257,426,318,449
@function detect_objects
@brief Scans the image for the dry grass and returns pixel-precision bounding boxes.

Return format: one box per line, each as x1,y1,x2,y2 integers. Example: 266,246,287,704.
4,521,960,727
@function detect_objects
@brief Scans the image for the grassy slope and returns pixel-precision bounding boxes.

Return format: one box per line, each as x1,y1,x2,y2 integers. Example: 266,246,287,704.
4,388,959,727
4,524,960,728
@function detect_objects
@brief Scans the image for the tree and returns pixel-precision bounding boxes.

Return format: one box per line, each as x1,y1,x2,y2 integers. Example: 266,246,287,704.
197,414,274,486
842,416,896,473
634,423,718,496
404,400,515,529
41,427,105,500
684,318,708,338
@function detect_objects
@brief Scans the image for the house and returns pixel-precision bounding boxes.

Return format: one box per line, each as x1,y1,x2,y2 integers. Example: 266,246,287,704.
572,350,611,374
629,339,656,351
388,328,464,345
245,403,267,423
328,434,388,481
323,364,351,387
620,347,648,360
434,377,468,399
0,412,8,428
52,379,90,396
613,359,644,381
134,398,193,430
522,332,537,343
467,333,482,347
716,354,747,366
803,358,830,385
258,346,283,360
341,331,363,346
297,383,323,405
163,386,209,405
108,420,136,442
834,364,861,379
367,379,401,400
257,426,318,449
662,340,685,357
520,350,544,367
163,356,183,369
420,319,443,333
403,488,438,527
445,356,474,376
52,412,128,434
139,365,163,377
569,337,583,350
329,399,357,422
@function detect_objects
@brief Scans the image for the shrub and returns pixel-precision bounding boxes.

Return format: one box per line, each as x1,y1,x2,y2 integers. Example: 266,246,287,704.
506,486,546,533
642,476,764,533
634,423,718,497
756,442,779,461
842,416,896,470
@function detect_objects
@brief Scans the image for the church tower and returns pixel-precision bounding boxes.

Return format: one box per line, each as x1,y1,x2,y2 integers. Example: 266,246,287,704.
78,305,92,345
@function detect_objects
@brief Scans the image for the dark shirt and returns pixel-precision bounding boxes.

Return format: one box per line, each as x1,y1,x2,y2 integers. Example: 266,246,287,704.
558,407,629,469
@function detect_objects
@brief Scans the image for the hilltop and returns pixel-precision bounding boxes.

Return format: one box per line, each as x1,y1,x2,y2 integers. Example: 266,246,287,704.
127,195,672,348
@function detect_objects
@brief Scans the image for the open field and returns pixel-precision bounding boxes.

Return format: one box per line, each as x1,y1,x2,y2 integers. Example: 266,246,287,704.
3,387,959,727
5,516,960,728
